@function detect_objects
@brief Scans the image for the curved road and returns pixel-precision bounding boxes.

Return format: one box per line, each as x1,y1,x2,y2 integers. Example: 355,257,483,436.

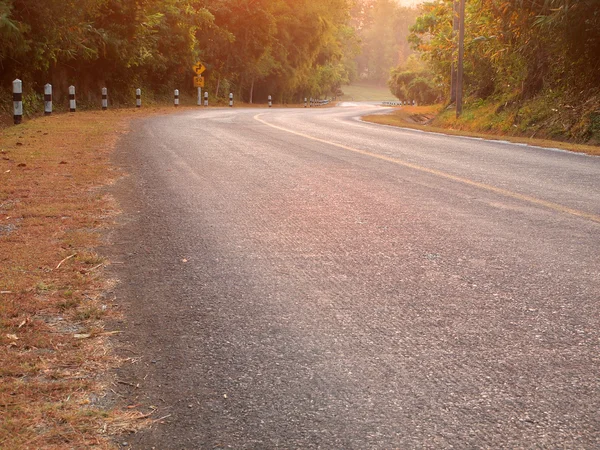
108,104,600,448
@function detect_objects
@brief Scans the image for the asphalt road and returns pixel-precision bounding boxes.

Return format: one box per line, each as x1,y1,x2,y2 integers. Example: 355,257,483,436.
107,103,600,449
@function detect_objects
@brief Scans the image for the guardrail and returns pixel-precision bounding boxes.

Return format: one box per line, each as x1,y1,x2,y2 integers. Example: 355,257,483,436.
382,100,417,107
310,98,331,107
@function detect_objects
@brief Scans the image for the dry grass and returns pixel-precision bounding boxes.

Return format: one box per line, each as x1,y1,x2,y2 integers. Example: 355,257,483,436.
0,107,176,448
339,83,395,102
364,105,600,156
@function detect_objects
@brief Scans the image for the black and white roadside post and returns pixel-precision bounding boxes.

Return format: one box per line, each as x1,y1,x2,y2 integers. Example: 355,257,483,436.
44,84,52,115
136,89,141,108
268,95,272,108
13,79,23,125
229,92,234,107
102,87,108,110
304,97,307,108
204,91,209,107
69,86,76,112
174,89,179,107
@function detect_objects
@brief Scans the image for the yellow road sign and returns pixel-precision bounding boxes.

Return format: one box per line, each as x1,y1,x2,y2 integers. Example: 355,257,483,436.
194,76,205,87
192,62,206,75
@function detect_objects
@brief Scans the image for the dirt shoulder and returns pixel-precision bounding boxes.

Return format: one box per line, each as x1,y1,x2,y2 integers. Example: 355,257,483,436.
363,105,600,157
0,107,184,449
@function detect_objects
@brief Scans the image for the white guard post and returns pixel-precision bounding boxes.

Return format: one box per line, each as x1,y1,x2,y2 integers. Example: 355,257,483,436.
229,92,234,107
13,79,23,124
136,89,141,108
204,91,209,107
102,87,108,110
44,84,52,116
69,85,76,112
174,89,179,107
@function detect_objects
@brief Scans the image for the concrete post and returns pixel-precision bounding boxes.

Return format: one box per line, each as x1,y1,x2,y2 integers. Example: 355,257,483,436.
136,89,141,108
268,95,272,108
44,83,52,116
174,89,179,107
229,93,233,107
204,91,209,107
69,85,76,112
102,87,108,110
13,79,23,125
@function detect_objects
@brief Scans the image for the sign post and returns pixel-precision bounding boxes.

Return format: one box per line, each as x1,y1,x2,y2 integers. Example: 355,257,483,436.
192,62,206,107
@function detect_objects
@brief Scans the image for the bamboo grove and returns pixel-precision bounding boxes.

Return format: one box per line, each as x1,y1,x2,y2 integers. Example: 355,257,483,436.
0,0,360,106
405,0,600,140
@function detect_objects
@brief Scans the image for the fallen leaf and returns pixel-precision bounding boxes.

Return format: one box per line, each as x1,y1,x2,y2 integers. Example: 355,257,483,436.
6,334,18,340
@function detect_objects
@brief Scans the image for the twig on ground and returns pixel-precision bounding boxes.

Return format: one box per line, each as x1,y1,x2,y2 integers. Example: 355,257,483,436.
56,253,77,269
116,379,138,388
153,414,172,422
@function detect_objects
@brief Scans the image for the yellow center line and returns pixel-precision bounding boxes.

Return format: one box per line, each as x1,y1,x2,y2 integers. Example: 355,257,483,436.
254,113,600,224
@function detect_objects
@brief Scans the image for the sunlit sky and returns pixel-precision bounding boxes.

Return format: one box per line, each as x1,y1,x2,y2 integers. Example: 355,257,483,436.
395,0,424,7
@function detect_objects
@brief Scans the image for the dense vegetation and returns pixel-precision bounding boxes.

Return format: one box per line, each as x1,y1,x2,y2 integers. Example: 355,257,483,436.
405,0,600,142
0,0,358,111
351,0,419,84
3,0,598,142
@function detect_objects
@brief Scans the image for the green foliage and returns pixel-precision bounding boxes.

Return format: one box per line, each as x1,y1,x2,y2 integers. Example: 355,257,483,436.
388,56,440,104
0,0,358,106
410,0,600,100
407,0,600,142
351,0,420,84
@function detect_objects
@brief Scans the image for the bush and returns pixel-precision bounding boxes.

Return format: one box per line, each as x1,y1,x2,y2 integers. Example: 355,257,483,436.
388,66,440,104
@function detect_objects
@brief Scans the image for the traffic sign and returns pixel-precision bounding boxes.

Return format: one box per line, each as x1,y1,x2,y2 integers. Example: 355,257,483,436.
194,76,205,88
192,62,206,75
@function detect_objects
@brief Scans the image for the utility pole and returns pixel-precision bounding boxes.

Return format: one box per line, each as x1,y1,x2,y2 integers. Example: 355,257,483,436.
456,0,465,117
450,0,459,103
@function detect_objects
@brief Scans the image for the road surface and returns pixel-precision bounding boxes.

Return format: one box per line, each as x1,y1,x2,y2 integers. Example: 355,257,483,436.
107,103,600,448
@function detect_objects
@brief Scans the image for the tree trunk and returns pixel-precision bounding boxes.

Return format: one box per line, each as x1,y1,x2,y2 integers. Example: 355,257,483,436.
216,78,221,98
249,78,255,104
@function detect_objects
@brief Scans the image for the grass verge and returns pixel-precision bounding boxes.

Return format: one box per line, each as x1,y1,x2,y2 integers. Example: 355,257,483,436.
363,105,600,156
0,107,182,448
339,83,396,102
